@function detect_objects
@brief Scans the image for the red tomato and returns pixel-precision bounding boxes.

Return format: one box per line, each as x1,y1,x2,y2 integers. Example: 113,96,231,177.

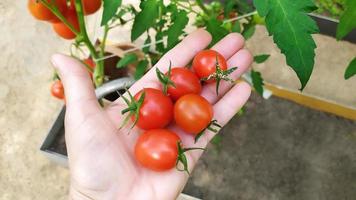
51,80,65,100
167,68,202,101
174,94,213,134
192,50,228,82
28,0,67,21
70,0,102,15
135,129,180,171
133,88,174,130
52,10,79,40
84,58,96,77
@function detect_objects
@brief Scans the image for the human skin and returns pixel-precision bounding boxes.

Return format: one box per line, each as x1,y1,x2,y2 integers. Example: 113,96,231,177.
51,29,253,200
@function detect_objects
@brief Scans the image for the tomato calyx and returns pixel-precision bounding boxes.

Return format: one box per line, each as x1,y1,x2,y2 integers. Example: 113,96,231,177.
176,141,205,175
120,90,146,129
156,62,176,95
201,55,238,95
194,119,222,143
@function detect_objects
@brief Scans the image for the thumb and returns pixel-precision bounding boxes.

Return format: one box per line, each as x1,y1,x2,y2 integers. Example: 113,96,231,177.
51,54,98,108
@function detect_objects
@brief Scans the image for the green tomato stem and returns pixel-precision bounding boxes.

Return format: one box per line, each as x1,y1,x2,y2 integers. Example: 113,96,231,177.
73,0,103,87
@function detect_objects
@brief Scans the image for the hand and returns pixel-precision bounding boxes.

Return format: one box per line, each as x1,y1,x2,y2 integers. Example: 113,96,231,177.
51,29,252,200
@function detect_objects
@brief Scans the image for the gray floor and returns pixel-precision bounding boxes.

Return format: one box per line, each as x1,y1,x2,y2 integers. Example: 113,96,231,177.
184,94,356,200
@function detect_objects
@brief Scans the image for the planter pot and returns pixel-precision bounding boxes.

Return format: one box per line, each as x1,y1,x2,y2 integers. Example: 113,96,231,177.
310,13,356,44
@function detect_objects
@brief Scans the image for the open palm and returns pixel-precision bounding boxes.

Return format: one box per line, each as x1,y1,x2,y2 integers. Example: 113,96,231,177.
52,30,252,200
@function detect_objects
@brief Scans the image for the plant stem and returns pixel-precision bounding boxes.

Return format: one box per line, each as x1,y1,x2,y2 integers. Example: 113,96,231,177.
100,25,109,58
195,0,210,15
39,0,79,35
175,1,200,15
74,0,103,87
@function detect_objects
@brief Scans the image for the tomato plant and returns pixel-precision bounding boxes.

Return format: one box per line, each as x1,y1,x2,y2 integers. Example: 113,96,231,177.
121,88,174,130
70,0,102,15
52,10,80,40
51,80,65,100
84,58,96,77
174,94,213,135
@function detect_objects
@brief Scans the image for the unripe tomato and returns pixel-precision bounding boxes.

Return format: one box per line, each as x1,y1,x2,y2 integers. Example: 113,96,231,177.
192,50,228,83
167,68,202,101
70,0,102,15
174,94,213,134
133,88,174,130
28,0,67,21
135,129,180,171
51,80,65,100
52,10,79,40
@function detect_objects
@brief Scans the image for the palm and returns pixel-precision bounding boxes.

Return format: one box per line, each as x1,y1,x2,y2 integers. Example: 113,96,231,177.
53,30,252,200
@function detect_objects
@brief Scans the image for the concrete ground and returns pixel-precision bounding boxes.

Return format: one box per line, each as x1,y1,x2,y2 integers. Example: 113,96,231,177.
1,1,355,200
183,93,356,200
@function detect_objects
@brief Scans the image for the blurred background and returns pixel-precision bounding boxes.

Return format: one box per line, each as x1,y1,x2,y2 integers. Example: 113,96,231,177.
1,0,355,199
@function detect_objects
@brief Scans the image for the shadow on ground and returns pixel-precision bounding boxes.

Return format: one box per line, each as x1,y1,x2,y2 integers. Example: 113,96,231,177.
183,94,356,200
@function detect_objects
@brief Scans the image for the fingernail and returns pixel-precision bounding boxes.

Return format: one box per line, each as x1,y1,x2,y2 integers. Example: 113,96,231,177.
51,54,64,70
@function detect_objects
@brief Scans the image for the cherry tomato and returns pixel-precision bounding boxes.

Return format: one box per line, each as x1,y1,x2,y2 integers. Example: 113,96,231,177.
70,0,102,15
52,10,79,40
192,49,228,82
133,88,174,130
167,68,202,101
51,80,65,100
135,129,180,171
174,94,213,134
28,0,67,21
84,58,96,77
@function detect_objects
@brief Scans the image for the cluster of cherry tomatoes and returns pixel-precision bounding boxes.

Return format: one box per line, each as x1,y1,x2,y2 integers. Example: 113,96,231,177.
126,50,232,173
28,0,101,39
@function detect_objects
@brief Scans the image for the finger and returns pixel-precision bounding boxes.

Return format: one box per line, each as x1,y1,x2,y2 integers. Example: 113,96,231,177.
127,29,212,95
211,32,245,59
51,54,99,109
201,49,253,104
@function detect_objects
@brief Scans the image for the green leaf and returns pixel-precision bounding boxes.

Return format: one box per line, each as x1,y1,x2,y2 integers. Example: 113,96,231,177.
134,60,149,80
167,10,189,50
101,0,122,26
251,70,264,96
253,0,319,90
116,53,138,68
344,57,356,79
131,0,159,41
155,32,165,53
143,35,151,53
232,21,241,33
336,0,356,40
254,54,270,64
242,23,256,40
206,18,229,46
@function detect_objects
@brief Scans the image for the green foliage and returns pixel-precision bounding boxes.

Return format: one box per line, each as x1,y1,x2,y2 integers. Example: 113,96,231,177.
254,54,270,63
206,18,229,46
253,0,319,90
315,0,345,18
116,53,138,68
167,10,189,50
344,57,356,79
134,60,149,80
242,23,256,40
101,0,122,26
131,0,159,41
251,70,264,96
336,0,356,40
